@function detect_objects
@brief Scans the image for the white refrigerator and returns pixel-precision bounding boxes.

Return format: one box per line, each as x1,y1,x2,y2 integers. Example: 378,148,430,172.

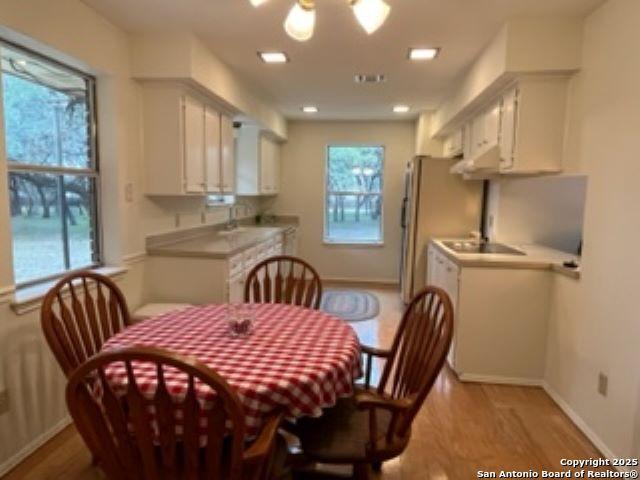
400,157,483,303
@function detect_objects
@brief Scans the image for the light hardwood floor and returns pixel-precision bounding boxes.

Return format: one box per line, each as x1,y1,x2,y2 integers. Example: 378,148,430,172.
3,286,608,480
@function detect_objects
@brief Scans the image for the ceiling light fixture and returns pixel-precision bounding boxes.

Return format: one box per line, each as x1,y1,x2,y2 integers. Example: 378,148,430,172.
302,105,319,113
258,51,289,63
393,104,410,113
349,0,391,34
249,0,390,42
408,47,440,61
284,0,316,42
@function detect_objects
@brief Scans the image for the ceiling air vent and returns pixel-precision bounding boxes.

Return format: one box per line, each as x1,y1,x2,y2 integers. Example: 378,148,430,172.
354,74,386,84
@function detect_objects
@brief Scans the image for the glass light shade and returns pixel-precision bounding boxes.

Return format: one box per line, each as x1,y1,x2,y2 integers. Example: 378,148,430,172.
284,2,316,42
352,0,390,34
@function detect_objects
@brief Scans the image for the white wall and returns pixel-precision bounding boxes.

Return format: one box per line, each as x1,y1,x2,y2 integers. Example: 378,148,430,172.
268,121,415,283
487,175,587,253
0,0,145,471
544,0,640,461
0,0,274,473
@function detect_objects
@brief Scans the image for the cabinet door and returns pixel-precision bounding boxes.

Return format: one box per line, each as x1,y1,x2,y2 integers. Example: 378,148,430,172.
447,129,463,157
204,107,221,193
426,247,436,285
499,87,518,170
443,259,459,310
182,97,205,193
260,136,277,194
484,101,501,150
462,123,473,160
471,115,485,159
220,115,235,193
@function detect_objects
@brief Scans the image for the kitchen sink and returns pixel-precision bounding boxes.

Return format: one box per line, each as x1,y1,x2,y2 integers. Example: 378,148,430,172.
443,241,525,255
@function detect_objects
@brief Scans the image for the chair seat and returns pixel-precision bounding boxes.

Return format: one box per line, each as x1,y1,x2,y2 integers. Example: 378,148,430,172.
269,434,292,479
294,397,392,464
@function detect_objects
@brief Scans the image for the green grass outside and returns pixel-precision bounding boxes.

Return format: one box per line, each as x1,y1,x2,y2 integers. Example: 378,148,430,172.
11,213,93,284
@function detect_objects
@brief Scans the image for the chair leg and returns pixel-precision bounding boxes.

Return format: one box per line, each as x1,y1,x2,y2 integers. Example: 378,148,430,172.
353,463,370,480
371,461,382,472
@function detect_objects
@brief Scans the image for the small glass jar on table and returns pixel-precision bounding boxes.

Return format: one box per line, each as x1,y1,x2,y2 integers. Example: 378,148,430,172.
226,303,255,337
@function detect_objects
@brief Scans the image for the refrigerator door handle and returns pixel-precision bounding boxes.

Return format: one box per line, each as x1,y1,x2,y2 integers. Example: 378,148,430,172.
401,197,408,228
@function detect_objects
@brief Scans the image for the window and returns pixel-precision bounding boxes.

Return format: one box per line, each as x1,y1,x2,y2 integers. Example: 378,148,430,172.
1,42,100,286
325,145,384,244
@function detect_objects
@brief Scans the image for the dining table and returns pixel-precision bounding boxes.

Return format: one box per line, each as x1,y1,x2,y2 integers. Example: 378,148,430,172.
100,302,362,438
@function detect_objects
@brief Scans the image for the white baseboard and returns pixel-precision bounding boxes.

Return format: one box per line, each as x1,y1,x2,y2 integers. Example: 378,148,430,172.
457,375,627,473
542,382,625,470
457,372,543,387
0,416,71,477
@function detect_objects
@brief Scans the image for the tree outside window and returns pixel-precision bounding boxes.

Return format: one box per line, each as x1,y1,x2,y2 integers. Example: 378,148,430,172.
325,146,384,244
1,42,100,285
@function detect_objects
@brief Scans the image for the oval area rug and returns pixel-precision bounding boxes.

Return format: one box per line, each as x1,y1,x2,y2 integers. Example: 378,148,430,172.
320,289,380,322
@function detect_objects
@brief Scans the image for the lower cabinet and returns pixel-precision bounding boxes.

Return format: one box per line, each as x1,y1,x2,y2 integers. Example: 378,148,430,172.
427,242,551,384
147,231,286,305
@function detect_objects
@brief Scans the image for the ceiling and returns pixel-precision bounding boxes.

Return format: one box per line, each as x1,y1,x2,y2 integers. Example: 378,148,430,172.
83,0,604,121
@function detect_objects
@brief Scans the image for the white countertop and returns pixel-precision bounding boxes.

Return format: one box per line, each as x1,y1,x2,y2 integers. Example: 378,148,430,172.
147,226,291,259
431,239,581,279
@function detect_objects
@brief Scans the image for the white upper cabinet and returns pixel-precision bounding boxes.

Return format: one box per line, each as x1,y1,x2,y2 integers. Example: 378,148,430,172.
142,83,235,196
236,124,281,196
499,87,518,170
453,77,569,176
220,115,235,194
204,106,221,192
469,101,500,160
260,135,280,194
183,96,206,193
498,79,568,174
443,128,464,158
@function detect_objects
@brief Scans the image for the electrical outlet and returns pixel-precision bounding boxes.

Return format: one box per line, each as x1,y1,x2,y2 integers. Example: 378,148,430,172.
598,372,608,397
0,389,9,415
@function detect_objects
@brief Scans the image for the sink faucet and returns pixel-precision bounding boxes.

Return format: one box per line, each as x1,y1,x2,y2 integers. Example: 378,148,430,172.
226,206,238,231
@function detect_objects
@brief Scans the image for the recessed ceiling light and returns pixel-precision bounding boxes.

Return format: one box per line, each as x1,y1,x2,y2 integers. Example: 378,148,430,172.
393,105,410,113
249,0,269,6
302,105,319,113
258,51,289,64
408,47,440,61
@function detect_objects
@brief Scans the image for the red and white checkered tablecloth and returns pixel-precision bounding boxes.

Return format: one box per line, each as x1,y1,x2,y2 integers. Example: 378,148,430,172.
101,303,361,438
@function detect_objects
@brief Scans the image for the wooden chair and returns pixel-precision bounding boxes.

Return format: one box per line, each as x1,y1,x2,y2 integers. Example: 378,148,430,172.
293,286,454,479
41,270,132,377
244,256,323,310
66,346,287,480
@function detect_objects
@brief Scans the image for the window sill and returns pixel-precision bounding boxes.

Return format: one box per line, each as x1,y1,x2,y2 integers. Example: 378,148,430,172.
323,241,385,248
9,266,128,316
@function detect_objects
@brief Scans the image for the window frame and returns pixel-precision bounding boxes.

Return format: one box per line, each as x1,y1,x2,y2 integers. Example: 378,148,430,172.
323,144,385,246
1,38,102,288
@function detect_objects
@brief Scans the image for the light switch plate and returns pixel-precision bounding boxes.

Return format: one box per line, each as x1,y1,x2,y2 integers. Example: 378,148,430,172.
598,372,608,397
